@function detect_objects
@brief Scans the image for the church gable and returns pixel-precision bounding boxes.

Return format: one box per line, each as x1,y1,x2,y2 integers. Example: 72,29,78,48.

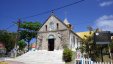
39,15,68,32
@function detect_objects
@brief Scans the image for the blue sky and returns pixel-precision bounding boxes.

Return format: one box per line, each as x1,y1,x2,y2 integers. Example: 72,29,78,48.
0,0,113,32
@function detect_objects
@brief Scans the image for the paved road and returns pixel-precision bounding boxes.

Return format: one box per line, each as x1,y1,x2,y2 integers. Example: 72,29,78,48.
5,61,25,64
0,58,25,64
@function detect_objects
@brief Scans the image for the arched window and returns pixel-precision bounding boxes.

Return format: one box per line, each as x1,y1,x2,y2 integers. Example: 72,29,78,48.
57,23,59,30
48,34,55,39
45,25,47,31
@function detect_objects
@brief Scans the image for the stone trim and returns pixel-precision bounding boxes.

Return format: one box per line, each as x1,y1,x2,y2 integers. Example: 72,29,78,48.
38,29,67,33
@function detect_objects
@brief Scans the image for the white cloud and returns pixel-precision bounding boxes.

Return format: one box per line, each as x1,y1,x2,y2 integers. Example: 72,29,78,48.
95,15,113,31
99,1,113,7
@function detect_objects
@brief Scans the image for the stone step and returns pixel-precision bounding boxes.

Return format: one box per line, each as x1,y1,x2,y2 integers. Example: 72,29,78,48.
16,50,63,60
8,50,65,64
15,58,63,61
15,60,63,62
24,61,65,64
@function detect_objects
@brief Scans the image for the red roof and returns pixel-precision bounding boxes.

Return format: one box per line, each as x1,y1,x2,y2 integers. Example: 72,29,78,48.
0,42,5,48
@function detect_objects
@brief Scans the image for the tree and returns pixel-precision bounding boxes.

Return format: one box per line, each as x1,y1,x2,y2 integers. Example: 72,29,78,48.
79,26,101,60
18,21,42,51
17,39,26,50
0,30,17,54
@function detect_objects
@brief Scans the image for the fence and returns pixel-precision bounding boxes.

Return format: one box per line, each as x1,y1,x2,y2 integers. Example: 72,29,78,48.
75,58,112,64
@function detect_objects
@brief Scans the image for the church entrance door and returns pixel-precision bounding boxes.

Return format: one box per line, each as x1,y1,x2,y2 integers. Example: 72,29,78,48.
48,39,54,51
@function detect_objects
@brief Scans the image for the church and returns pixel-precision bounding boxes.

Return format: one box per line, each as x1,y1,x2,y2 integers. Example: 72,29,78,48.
37,13,82,51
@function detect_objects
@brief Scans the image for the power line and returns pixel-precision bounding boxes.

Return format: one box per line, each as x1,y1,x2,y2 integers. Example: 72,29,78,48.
52,0,84,11
21,10,50,19
6,24,15,30
21,0,85,19
5,0,85,30
5,21,17,30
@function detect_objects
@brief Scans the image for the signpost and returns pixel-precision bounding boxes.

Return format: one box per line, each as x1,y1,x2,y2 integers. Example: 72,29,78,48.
94,31,111,44
94,31,111,62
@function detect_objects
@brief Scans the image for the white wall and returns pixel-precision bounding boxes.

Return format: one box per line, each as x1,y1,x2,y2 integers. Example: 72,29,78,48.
69,32,81,51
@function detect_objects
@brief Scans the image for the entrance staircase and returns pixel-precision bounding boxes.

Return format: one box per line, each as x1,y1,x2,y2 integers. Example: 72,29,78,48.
13,50,65,64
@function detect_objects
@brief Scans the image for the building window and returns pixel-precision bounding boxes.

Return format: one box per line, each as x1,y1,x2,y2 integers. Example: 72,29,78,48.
45,25,47,31
76,38,79,48
73,36,75,46
48,34,55,39
57,23,59,30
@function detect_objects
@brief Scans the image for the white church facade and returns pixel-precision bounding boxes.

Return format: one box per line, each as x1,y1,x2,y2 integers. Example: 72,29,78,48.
37,14,82,51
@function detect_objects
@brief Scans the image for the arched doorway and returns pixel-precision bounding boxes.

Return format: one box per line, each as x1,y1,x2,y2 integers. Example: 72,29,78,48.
48,35,55,51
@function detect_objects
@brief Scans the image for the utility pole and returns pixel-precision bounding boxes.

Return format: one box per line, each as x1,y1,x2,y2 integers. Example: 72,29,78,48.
100,45,103,62
17,19,21,33
15,19,21,48
14,19,21,57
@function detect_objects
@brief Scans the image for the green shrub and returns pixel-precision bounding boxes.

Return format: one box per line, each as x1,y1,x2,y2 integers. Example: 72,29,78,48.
63,48,73,62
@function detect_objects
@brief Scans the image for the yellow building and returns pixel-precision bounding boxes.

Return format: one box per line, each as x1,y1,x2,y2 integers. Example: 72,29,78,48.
76,31,94,39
